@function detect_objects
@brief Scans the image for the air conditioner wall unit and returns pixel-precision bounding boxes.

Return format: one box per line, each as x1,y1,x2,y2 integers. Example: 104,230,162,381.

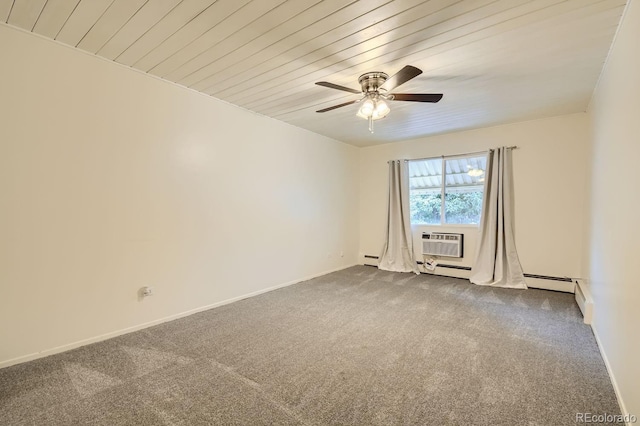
422,232,463,258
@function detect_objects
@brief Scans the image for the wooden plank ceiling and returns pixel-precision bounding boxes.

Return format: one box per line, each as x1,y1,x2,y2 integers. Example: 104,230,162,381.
1,0,627,146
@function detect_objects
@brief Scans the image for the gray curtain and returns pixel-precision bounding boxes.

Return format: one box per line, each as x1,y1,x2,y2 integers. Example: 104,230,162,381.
378,160,419,274
470,147,527,289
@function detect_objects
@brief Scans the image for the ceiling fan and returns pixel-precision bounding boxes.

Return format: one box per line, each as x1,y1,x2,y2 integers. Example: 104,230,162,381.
315,65,443,133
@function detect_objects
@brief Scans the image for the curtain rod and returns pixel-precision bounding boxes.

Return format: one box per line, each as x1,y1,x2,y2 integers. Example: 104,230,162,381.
387,146,519,163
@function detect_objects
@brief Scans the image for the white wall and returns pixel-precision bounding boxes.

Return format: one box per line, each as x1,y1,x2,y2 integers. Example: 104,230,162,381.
359,113,589,289
0,26,359,366
585,0,640,417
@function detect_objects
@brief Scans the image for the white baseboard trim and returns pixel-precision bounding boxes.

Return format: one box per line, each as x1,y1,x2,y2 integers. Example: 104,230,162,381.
591,324,631,425
0,264,357,369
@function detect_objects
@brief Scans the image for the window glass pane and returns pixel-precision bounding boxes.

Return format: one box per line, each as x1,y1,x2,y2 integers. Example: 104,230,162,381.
408,158,442,224
444,155,486,224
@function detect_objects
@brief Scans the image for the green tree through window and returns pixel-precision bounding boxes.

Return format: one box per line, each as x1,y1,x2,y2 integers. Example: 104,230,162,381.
410,193,441,224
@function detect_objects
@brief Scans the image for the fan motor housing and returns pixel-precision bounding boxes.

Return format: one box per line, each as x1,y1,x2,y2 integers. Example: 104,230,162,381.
358,72,388,93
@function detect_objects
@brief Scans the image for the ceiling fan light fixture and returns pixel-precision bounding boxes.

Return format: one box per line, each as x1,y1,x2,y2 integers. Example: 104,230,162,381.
357,94,391,133
357,96,389,120
374,99,390,118
356,110,368,119
357,97,375,118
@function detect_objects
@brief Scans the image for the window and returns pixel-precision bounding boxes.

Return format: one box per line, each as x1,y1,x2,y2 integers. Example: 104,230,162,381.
409,154,487,225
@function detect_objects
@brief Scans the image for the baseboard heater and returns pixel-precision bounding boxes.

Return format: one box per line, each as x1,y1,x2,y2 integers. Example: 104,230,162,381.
574,279,593,324
417,261,572,282
363,254,379,267
423,263,471,271
363,255,572,283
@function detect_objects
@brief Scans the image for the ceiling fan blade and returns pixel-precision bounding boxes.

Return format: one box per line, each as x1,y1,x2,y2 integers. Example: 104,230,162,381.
390,93,443,103
380,65,422,92
316,100,358,113
315,81,361,94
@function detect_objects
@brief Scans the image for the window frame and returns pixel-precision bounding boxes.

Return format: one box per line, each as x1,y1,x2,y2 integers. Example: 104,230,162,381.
408,152,488,227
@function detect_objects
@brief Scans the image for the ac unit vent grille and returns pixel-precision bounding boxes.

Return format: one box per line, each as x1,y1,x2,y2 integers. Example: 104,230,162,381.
422,232,463,258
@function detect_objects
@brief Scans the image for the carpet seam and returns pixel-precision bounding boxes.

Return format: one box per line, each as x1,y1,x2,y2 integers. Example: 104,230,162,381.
209,359,312,426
